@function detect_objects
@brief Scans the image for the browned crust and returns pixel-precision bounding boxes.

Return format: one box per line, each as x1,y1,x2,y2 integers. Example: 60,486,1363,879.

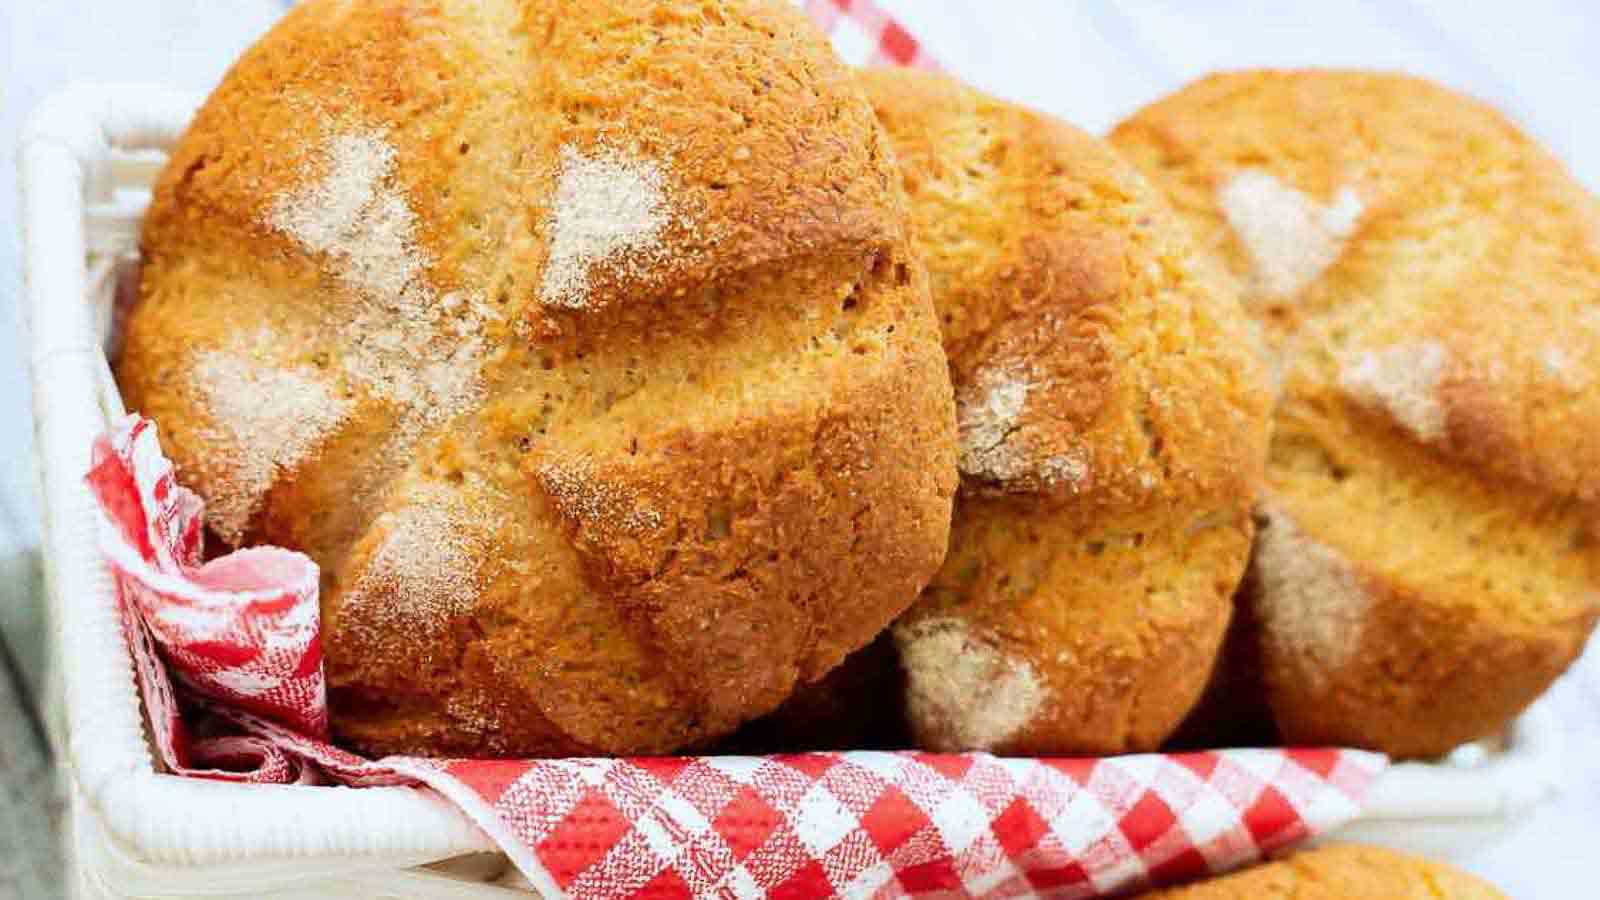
1246,493,1598,758
1113,69,1600,758
121,0,957,757
913,499,1249,755
1140,844,1507,899
860,70,1272,754
1259,565,1597,758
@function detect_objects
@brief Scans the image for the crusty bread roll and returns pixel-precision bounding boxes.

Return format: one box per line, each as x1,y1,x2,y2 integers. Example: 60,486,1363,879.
1139,844,1506,898
859,70,1272,754
1112,70,1600,758
118,0,958,757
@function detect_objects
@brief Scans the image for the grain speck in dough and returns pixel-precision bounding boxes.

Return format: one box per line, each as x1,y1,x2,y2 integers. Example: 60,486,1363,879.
191,344,351,544
540,145,672,309
1251,504,1371,680
1338,340,1449,441
895,616,1045,751
1219,169,1363,297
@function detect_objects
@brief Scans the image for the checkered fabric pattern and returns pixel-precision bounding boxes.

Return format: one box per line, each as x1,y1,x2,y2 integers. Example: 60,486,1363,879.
88,415,328,741
88,415,413,784
800,0,941,70
401,749,1380,899
91,414,1384,898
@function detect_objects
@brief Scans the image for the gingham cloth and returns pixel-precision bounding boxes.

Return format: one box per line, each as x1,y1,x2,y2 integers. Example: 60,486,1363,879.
82,8,1385,897
89,412,1383,899
800,0,942,70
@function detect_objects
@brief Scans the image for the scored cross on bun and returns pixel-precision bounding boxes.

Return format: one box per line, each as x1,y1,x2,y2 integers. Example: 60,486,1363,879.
118,0,958,757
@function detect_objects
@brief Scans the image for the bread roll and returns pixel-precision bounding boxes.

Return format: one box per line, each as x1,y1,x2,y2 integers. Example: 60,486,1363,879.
1138,844,1505,898
119,0,958,757
860,70,1272,754
1113,70,1600,758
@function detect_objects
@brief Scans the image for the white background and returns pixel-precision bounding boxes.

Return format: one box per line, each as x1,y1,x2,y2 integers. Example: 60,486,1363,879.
3,2,1597,897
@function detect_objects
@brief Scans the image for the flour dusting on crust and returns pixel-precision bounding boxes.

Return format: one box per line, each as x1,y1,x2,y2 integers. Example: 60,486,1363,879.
1251,504,1371,679
1338,340,1449,441
959,369,1030,476
268,133,423,300
1219,169,1363,296
895,616,1045,751
445,693,506,742
536,459,663,538
957,366,1088,490
540,146,673,309
958,366,1035,484
1039,452,1091,488
191,341,351,544
266,130,499,427
343,484,483,649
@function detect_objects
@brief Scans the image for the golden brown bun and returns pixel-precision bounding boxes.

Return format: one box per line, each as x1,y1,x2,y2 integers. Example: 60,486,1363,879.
1139,844,1506,898
1112,69,1600,758
119,0,958,757
859,70,1272,754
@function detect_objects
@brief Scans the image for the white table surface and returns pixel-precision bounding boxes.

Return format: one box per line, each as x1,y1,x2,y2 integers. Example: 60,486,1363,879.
3,2,1597,898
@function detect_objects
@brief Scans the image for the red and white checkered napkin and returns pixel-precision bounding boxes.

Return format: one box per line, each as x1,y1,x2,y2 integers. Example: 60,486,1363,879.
88,412,1384,898
800,0,941,70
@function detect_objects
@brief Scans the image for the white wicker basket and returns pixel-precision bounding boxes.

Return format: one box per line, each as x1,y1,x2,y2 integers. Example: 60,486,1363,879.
18,83,1567,899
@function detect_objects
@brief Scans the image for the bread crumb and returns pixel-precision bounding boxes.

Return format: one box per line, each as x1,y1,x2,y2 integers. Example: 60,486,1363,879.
343,484,483,650
1219,170,1363,296
539,145,672,309
1339,340,1449,441
1251,504,1370,678
191,341,351,544
895,616,1045,751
